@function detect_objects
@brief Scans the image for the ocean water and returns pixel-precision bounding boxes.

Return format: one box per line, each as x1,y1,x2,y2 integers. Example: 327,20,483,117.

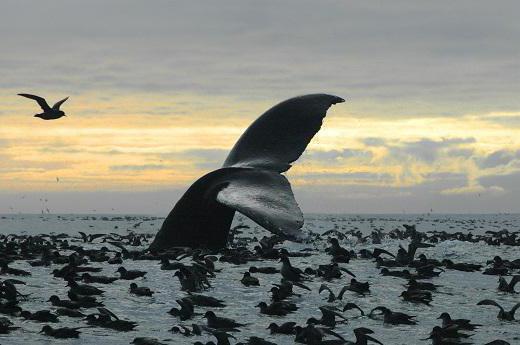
0,213,519,345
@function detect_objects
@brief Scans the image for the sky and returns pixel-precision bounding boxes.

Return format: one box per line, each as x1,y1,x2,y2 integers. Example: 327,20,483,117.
1,1,520,214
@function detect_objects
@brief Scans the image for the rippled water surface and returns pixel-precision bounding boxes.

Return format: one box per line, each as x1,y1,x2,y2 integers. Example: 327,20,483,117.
0,213,519,345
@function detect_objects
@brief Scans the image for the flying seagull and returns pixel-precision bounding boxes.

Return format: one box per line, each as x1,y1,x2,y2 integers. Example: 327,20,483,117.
18,93,69,120
149,93,345,251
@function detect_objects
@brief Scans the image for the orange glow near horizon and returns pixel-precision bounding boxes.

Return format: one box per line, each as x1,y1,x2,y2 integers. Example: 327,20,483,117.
1,90,519,196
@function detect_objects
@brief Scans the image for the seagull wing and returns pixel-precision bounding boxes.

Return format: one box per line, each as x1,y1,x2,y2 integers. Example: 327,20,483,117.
477,299,504,311
510,275,520,290
340,267,356,277
373,248,396,258
18,93,51,112
52,97,69,110
344,302,365,315
318,284,331,294
97,307,119,320
292,281,311,291
320,306,347,320
78,232,88,242
337,286,349,300
223,94,345,172
88,233,105,242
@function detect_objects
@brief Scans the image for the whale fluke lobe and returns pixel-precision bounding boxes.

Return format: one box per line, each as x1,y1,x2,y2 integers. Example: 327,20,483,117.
224,94,345,172
149,94,344,251
216,169,304,240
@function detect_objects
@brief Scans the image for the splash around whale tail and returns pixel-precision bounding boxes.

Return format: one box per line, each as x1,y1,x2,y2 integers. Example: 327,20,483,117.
149,94,345,251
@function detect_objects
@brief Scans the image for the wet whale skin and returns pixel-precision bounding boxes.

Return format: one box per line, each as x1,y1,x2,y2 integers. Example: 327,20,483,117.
149,94,344,250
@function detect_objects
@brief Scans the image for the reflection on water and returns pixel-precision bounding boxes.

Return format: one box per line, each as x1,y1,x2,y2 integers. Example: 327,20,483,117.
0,213,519,344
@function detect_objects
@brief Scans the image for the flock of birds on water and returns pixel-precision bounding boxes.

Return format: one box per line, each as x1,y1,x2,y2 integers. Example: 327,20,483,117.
4,93,520,343
0,215,518,345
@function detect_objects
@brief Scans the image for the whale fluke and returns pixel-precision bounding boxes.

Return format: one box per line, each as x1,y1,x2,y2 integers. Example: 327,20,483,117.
149,94,344,251
216,169,304,240
224,94,345,172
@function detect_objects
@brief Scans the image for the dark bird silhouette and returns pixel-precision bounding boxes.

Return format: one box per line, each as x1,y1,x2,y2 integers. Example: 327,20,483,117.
78,232,105,243
56,307,85,318
0,263,31,276
270,279,308,301
168,299,194,320
249,266,279,274
256,301,297,316
131,337,167,345
81,273,118,284
400,289,432,305
18,93,68,120
423,325,472,343
0,317,18,334
67,290,103,306
343,303,365,316
407,278,439,291
183,293,226,308
280,255,308,283
241,272,260,286
343,327,384,345
267,322,296,335
370,306,417,325
40,325,81,339
307,306,347,328
20,310,59,323
325,238,352,262
85,308,137,331
48,295,82,309
203,311,245,330
129,283,154,296
477,299,520,321
345,278,370,295
498,275,520,293
294,323,345,344
239,336,276,345
319,284,345,302
116,266,147,280
67,279,104,296
437,312,481,330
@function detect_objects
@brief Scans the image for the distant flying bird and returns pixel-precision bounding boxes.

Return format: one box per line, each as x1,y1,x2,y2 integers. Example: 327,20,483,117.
18,93,69,120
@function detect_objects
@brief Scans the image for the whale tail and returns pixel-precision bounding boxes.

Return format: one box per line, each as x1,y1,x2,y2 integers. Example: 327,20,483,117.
149,94,344,250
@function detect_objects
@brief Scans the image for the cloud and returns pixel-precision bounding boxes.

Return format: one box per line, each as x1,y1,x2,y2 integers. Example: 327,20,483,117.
292,173,497,213
483,115,520,127
388,137,476,162
0,159,70,171
361,138,387,147
2,1,520,117
293,171,393,184
479,170,520,192
110,164,169,171
440,185,505,195
2,1,520,212
160,149,229,170
301,148,373,163
446,148,475,158
477,149,520,169
424,172,467,181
